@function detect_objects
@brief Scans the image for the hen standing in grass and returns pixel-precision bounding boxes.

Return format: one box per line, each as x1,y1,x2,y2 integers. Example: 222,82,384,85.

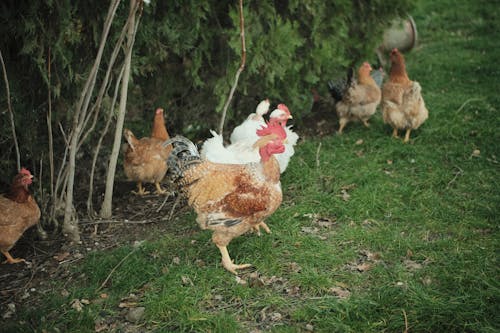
328,62,382,134
382,49,428,142
165,122,286,274
0,168,40,264
123,108,172,195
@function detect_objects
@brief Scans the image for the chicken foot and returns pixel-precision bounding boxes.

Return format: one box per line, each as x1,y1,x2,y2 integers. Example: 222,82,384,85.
252,221,271,236
216,244,251,274
392,128,399,138
403,129,412,143
154,182,170,195
2,250,26,264
132,182,150,195
337,119,348,134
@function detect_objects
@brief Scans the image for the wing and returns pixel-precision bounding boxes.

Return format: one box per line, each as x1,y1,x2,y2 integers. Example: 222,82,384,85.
382,81,406,106
183,161,270,217
200,130,259,164
346,84,381,107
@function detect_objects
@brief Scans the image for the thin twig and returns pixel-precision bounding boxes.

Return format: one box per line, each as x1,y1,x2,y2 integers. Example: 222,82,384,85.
97,248,138,292
403,309,409,333
446,165,464,189
456,98,483,113
167,194,182,221
315,142,322,168
0,49,21,171
218,0,246,135
156,192,172,213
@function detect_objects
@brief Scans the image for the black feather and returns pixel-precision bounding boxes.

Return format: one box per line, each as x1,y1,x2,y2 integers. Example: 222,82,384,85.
328,67,355,103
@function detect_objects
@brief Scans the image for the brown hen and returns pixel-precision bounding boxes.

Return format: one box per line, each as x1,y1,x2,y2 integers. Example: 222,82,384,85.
0,168,40,264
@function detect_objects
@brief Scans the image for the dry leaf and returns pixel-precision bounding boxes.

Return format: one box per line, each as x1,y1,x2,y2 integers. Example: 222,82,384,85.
235,276,247,285
301,227,319,234
403,259,423,271
356,263,372,272
99,293,108,299
328,286,351,299
118,302,138,308
53,252,70,262
387,159,393,165
472,149,480,157
305,324,314,331
94,320,109,333
181,275,194,286
172,257,181,265
340,189,351,201
355,139,364,145
355,150,364,157
71,299,84,312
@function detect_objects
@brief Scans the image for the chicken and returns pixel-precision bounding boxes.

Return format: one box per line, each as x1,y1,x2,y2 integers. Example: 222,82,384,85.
229,99,270,144
381,49,429,142
0,168,40,264
123,128,170,195
200,103,298,173
151,107,171,141
328,62,382,134
165,122,287,274
123,108,172,195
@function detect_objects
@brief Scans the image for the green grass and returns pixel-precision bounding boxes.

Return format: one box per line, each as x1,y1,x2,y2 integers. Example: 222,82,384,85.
3,0,499,332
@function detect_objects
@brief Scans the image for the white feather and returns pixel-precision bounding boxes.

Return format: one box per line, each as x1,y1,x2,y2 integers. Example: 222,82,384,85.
229,99,270,144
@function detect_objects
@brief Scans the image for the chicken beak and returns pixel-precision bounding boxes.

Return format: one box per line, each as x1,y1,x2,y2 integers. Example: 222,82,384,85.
288,115,293,119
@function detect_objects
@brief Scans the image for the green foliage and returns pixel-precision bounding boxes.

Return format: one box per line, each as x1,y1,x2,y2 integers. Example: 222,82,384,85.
0,0,412,184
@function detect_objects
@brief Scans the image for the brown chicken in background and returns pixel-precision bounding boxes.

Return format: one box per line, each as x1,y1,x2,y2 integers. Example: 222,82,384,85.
123,108,172,195
165,122,287,274
0,168,40,264
382,48,428,142
328,62,382,134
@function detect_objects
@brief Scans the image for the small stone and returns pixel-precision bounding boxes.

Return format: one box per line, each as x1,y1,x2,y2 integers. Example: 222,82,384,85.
126,307,145,323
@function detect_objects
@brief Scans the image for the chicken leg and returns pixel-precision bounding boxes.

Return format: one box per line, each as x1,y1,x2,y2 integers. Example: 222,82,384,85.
252,221,271,236
392,128,399,138
216,244,251,274
154,182,168,195
403,129,412,143
132,182,150,195
2,250,26,264
338,119,348,134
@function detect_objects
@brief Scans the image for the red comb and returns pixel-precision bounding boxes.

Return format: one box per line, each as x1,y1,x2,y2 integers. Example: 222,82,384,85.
277,104,290,115
256,122,287,140
20,168,31,176
155,108,164,114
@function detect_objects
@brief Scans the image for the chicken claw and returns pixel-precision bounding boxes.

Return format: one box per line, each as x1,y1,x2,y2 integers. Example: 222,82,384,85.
132,182,150,195
217,245,252,274
154,182,170,195
2,251,26,264
252,222,271,236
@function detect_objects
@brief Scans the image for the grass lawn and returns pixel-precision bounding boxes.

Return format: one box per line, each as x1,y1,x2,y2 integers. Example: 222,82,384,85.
2,0,499,332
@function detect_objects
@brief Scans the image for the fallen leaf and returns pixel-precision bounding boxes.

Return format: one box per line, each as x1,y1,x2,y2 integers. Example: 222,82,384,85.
328,286,351,299
340,189,351,201
472,149,480,157
301,227,319,234
387,159,393,165
53,252,70,262
99,293,108,299
71,299,84,312
355,150,364,157
356,263,372,272
269,312,282,322
235,276,247,285
119,302,138,308
403,259,423,271
355,139,363,145
172,257,181,265
305,324,314,331
181,275,194,286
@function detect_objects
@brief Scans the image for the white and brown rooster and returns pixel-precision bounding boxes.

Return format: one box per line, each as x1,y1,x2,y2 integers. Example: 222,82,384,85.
164,122,287,274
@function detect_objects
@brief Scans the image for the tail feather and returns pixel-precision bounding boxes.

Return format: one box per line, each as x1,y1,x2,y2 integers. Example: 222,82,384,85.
328,67,354,103
164,136,201,180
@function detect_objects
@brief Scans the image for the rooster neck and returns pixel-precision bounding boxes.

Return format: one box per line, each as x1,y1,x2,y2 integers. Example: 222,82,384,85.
6,184,31,203
261,156,280,183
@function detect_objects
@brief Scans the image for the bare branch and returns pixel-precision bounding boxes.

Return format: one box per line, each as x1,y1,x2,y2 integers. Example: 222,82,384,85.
0,49,21,171
218,0,246,135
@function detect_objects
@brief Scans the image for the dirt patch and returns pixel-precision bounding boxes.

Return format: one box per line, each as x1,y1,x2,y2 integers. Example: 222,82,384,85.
0,179,189,321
